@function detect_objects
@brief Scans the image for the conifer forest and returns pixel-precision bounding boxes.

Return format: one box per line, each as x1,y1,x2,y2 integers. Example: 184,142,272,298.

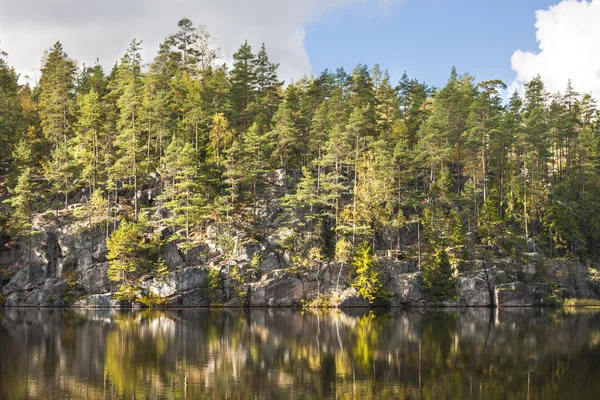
1,18,600,305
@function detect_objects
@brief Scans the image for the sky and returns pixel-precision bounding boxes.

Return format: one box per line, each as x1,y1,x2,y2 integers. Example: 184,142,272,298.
1,0,599,98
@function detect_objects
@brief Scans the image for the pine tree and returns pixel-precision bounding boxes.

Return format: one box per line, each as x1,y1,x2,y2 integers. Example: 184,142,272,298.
170,18,200,74
229,41,256,131
269,101,300,171
73,88,104,194
520,75,550,250
253,43,282,126
0,46,23,161
111,39,144,218
38,42,77,209
38,42,77,147
240,122,269,220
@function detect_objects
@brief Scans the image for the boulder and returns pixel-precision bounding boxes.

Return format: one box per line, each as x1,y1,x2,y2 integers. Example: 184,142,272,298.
144,275,178,298
173,289,211,307
268,297,293,307
333,287,370,308
547,260,599,299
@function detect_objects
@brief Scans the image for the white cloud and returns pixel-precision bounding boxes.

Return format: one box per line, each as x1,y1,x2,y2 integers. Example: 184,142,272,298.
510,0,600,98
0,0,403,84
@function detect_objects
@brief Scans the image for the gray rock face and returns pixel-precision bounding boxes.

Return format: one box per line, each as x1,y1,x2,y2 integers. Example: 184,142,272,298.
162,243,184,269
2,205,600,309
260,253,282,272
72,293,121,308
389,272,424,306
250,271,303,307
144,275,178,298
234,241,261,261
2,265,48,295
80,262,112,294
457,273,491,306
4,279,66,306
223,297,244,308
163,267,212,306
547,260,600,299
495,282,534,307
175,289,211,307
177,267,208,292
265,169,286,187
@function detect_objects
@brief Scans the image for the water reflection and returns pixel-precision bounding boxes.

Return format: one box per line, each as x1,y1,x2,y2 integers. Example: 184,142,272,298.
1,307,600,399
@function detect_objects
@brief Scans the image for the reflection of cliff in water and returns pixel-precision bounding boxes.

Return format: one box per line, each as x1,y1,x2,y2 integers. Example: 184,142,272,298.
1,308,600,399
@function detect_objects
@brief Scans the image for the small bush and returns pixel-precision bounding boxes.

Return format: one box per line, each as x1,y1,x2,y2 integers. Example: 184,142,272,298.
206,267,222,304
228,266,246,302
139,293,170,308
62,271,85,305
351,243,388,304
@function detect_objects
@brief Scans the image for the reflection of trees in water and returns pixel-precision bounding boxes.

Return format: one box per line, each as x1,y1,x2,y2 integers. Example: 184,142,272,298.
1,308,600,399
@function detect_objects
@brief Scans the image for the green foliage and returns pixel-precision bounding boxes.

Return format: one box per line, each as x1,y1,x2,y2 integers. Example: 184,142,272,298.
62,270,85,305
206,267,222,304
250,253,262,268
139,293,170,308
422,249,457,302
546,280,564,306
74,189,110,230
228,266,246,302
0,47,23,160
335,238,353,264
4,21,600,285
106,218,151,302
351,243,388,304
3,167,36,239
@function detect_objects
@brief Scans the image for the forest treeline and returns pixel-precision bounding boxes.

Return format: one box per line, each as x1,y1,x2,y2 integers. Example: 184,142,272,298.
1,18,600,279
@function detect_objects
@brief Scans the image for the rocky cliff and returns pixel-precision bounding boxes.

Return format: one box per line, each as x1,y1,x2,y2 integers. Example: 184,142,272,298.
2,171,600,308
2,217,600,308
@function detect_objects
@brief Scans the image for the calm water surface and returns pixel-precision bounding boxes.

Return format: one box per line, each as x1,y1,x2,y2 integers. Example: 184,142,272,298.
1,308,600,399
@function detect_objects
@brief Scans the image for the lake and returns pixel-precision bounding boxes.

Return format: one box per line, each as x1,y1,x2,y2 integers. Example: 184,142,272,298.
1,308,599,399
